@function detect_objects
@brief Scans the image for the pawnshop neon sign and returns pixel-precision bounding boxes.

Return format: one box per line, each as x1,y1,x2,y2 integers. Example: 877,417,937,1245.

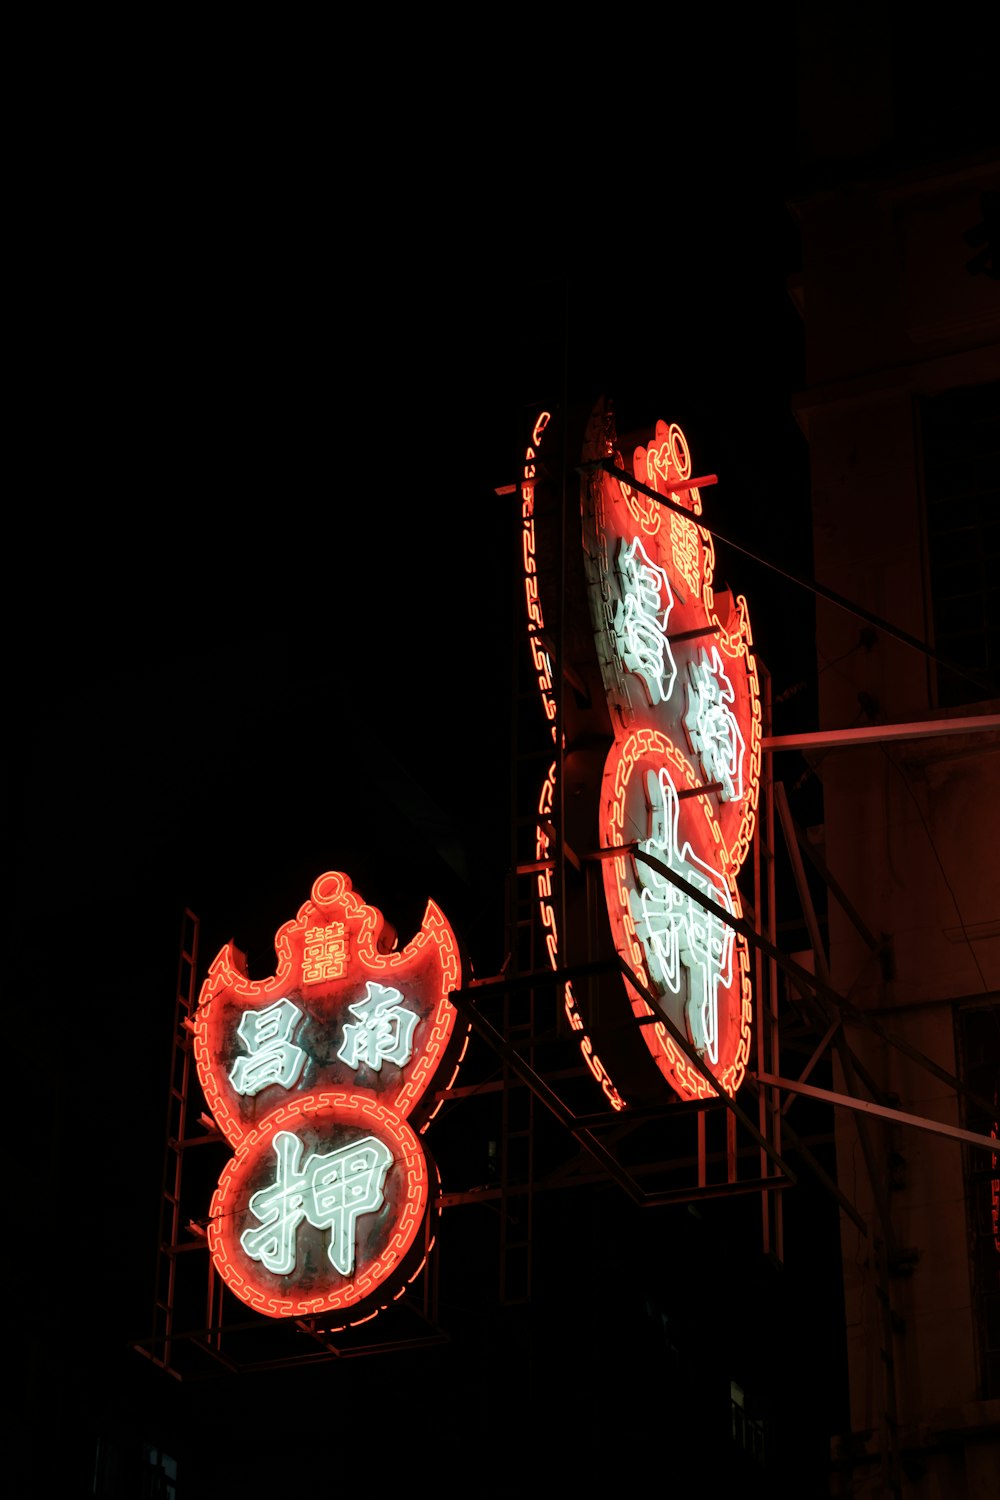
522,408,760,1104
194,871,466,1321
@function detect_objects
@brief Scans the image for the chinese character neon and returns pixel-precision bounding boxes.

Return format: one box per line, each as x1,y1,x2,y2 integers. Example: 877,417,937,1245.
684,646,746,803
629,768,735,1064
337,982,418,1072
241,1129,393,1277
229,997,306,1097
669,510,701,597
303,922,348,982
613,536,677,706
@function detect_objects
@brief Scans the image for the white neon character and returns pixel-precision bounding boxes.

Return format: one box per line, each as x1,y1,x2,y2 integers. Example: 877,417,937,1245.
337,982,417,1073
683,646,746,803
613,536,677,706
629,768,735,1063
229,997,306,1096
240,1129,393,1277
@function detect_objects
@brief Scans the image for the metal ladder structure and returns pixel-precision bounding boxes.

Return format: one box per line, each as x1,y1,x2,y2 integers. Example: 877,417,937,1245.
146,906,205,1377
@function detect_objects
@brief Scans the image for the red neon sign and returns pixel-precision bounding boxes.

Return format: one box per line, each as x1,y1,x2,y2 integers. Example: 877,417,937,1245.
521,405,760,1105
521,412,625,1111
584,413,760,1100
194,871,466,1320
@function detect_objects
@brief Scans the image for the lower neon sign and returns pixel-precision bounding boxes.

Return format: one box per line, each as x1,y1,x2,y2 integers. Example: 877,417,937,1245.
194,871,466,1321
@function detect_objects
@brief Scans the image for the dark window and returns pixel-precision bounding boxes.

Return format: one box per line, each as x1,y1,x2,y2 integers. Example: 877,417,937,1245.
955,1001,1000,1400
919,381,1000,707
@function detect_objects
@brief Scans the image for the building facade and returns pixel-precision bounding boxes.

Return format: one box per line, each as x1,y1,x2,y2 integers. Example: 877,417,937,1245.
792,126,999,1496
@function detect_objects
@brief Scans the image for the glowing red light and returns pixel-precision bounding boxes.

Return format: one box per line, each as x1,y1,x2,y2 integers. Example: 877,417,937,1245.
208,1091,430,1319
520,405,760,1106
520,414,625,1110
194,870,461,1147
195,871,464,1319
583,417,759,1101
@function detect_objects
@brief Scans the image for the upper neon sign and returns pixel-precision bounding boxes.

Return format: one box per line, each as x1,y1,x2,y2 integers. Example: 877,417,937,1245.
194,871,466,1321
583,410,760,1100
520,404,759,1106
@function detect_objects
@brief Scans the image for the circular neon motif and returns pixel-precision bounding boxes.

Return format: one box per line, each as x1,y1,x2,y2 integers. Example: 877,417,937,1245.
208,1092,429,1319
603,730,752,1100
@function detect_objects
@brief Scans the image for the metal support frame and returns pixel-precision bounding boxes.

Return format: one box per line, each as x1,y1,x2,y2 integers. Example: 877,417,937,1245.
142,907,200,1379
449,969,794,1207
755,1072,997,1154
763,714,1000,753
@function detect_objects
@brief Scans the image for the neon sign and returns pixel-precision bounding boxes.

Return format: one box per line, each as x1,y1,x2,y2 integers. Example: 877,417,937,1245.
630,765,737,1065
194,871,466,1320
522,411,558,742
521,412,626,1111
520,404,760,1106
584,410,760,1101
240,1127,392,1278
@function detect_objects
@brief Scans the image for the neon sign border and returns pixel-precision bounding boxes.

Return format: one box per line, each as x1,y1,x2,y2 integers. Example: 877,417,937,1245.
208,1089,430,1320
521,410,626,1112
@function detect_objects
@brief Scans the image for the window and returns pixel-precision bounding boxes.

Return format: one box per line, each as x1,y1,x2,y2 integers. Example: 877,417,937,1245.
919,381,1000,707
955,1000,1000,1399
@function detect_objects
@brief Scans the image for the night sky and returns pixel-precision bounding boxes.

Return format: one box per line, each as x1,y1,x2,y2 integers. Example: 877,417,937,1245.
12,26,865,1498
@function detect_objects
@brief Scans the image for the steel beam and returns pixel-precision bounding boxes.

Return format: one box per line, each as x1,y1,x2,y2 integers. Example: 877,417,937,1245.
763,715,1000,753
754,1072,998,1152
